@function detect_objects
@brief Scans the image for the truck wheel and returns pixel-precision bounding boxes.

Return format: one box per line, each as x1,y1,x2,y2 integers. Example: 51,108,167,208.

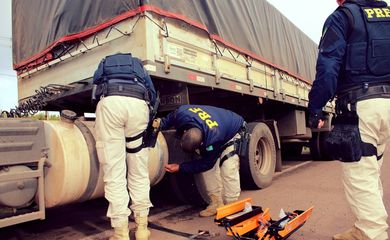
159,130,207,205
240,122,276,190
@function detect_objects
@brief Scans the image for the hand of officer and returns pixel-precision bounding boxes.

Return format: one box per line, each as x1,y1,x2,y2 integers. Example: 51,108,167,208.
309,112,325,129
165,163,180,173
152,118,161,131
317,119,325,129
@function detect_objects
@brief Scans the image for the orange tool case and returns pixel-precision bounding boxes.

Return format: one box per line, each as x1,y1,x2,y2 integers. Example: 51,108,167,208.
214,198,314,240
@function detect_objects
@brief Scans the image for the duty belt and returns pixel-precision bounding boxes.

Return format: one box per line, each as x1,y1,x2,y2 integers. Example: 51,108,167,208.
106,83,149,101
338,83,390,104
334,84,387,161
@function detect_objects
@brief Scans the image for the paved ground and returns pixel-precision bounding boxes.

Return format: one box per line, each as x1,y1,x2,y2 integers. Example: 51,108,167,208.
1,147,389,240
145,157,389,240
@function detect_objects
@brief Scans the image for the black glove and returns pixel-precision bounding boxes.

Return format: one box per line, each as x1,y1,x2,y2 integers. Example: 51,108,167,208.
309,112,324,128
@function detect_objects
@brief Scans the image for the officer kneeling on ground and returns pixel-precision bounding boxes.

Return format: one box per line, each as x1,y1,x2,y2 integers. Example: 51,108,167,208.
155,105,245,217
93,53,157,240
308,0,390,239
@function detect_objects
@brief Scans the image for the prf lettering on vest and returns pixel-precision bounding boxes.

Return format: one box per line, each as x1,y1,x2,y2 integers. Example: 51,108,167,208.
364,8,390,18
188,107,219,129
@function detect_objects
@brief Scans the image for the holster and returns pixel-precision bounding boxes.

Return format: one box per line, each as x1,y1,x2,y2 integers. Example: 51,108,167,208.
125,95,160,153
142,95,160,149
126,123,158,153
325,114,362,162
219,123,249,167
236,123,250,159
325,100,378,162
91,84,106,105
143,122,159,148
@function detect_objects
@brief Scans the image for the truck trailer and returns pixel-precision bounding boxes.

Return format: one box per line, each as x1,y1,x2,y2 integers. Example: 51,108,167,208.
0,0,333,228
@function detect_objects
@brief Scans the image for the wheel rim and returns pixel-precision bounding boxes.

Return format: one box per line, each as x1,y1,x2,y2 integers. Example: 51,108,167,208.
254,137,272,175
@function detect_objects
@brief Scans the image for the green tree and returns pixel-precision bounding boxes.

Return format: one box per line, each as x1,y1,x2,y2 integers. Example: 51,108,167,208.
30,112,60,120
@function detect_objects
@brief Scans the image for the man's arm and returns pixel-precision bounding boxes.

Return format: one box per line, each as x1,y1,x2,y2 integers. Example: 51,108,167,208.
159,110,177,130
308,10,349,127
176,149,220,174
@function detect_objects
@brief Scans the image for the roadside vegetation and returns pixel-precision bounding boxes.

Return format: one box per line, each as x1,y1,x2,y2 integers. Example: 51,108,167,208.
0,109,59,120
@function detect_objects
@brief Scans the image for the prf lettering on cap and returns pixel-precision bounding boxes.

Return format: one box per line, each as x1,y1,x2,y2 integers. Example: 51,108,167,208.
188,107,219,129
363,7,390,21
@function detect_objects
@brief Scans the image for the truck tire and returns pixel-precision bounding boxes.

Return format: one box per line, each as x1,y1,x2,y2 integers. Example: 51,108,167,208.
240,122,276,190
160,130,207,205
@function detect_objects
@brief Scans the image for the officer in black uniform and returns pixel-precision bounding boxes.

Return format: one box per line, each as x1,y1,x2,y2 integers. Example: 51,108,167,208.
157,105,245,217
308,1,390,239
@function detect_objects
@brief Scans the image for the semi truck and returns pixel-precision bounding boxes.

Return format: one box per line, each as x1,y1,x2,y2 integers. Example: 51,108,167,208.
0,0,333,228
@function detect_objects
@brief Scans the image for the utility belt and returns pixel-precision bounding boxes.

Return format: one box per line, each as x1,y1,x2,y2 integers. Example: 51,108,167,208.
93,81,159,154
98,82,150,102
325,84,388,162
219,122,250,167
336,83,390,112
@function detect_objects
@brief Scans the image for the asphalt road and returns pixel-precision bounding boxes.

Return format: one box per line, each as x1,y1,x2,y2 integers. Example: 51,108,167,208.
1,147,389,240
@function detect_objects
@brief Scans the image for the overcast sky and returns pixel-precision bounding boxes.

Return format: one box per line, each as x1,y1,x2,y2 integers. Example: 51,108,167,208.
1,0,386,111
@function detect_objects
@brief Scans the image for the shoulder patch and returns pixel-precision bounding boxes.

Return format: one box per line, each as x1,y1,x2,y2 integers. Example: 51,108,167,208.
319,26,340,53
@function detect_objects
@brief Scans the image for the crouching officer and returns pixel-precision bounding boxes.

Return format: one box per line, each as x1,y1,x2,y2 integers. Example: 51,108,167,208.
155,105,245,217
308,1,390,239
93,53,157,240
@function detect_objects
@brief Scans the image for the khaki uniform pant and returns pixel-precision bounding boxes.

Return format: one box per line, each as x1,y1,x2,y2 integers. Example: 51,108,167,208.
95,96,152,228
201,133,241,203
342,98,390,240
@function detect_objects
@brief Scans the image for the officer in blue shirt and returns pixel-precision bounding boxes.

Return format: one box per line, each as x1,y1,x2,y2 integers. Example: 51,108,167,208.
157,105,244,217
308,1,390,239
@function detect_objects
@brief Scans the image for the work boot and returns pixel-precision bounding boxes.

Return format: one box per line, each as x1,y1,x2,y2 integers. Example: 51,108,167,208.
135,216,150,240
333,227,369,240
109,224,130,240
199,194,224,217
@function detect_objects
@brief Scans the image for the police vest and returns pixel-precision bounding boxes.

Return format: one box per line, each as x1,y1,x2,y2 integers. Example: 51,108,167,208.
92,53,156,106
338,3,390,91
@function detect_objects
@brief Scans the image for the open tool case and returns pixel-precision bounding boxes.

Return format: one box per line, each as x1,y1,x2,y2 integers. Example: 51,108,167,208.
214,198,314,240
